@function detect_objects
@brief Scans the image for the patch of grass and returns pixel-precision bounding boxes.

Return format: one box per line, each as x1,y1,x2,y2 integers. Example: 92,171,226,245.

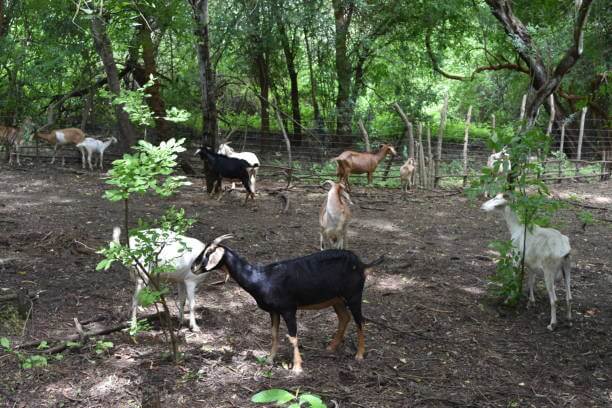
0,304,24,335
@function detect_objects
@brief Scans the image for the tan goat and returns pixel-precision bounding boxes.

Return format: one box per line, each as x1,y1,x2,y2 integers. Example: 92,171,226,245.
400,157,416,192
319,180,353,250
35,128,86,166
0,118,33,165
333,143,397,190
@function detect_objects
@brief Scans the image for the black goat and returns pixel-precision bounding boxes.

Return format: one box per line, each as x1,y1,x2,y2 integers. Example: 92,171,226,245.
201,234,384,373
196,146,256,203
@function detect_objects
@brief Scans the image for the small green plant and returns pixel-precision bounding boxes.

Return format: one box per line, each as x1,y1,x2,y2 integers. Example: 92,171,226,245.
95,340,114,355
1,337,48,369
251,389,327,408
578,210,595,230
96,138,192,362
487,240,522,305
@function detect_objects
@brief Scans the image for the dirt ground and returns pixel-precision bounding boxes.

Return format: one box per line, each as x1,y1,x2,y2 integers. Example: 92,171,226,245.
0,163,611,408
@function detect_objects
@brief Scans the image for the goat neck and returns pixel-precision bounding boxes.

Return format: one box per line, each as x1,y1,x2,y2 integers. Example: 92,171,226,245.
219,246,263,291
503,205,525,240
374,145,391,162
326,186,345,216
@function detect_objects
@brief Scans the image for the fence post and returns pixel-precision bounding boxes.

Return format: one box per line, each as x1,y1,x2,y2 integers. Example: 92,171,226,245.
546,94,555,136
273,103,292,187
426,126,433,188
462,106,472,187
357,120,370,152
519,94,527,121
434,93,449,188
417,123,424,187
575,107,587,178
394,102,414,159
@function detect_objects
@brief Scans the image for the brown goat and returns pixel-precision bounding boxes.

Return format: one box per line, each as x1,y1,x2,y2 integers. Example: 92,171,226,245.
332,144,397,190
319,180,353,250
0,118,33,165
34,128,86,166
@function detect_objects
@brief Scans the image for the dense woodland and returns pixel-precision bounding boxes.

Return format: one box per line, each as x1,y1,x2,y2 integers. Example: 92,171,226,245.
1,1,611,407
0,0,609,151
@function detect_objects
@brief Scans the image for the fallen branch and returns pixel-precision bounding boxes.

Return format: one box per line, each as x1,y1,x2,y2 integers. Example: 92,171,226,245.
16,312,160,351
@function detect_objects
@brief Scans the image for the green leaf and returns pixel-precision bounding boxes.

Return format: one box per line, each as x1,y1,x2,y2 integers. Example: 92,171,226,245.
251,389,295,404
0,337,10,349
36,341,49,350
300,394,326,408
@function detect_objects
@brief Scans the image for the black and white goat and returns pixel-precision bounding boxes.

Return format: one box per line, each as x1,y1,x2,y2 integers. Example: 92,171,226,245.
481,194,572,330
200,234,384,373
196,146,255,204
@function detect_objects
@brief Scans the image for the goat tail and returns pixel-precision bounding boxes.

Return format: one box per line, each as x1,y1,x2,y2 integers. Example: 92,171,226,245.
561,252,572,281
112,226,121,244
363,255,385,276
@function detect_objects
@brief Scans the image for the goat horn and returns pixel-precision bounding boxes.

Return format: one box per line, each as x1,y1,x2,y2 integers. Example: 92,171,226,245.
211,234,233,246
194,148,201,156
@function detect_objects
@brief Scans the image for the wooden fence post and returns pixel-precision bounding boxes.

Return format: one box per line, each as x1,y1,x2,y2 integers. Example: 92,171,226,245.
462,106,472,187
358,120,370,152
575,107,587,178
418,124,426,188
519,94,527,121
434,93,449,188
394,103,414,159
426,126,433,188
273,103,292,187
546,94,555,136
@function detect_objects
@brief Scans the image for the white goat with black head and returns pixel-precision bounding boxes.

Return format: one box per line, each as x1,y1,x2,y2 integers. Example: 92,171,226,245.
481,193,572,330
319,180,352,250
113,227,216,332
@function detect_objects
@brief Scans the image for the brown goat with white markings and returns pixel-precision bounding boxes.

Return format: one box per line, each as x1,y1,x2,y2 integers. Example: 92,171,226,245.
319,180,353,250
35,128,86,166
0,118,33,165
333,144,397,190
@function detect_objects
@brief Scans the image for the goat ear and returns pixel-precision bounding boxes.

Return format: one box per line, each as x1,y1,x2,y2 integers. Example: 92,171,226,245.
341,189,354,205
191,250,206,274
205,247,225,271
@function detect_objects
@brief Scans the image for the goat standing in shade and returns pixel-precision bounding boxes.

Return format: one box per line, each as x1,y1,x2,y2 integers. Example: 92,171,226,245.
77,136,117,170
319,180,352,250
196,146,255,204
217,143,260,194
332,144,397,191
200,234,384,373
34,127,87,166
481,193,572,330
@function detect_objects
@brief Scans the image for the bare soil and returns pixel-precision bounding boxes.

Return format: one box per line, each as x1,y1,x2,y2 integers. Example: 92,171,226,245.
0,163,611,408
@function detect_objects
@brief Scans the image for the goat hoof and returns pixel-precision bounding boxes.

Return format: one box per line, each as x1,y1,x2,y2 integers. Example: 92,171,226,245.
292,366,303,375
191,325,201,333
546,323,555,331
355,354,364,362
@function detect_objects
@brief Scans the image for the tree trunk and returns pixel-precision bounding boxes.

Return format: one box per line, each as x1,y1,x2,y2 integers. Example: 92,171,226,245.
304,31,323,133
91,15,138,151
275,16,302,145
190,0,219,192
139,24,169,143
332,0,354,145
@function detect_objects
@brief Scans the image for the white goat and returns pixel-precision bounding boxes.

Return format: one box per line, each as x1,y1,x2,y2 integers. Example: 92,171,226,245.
400,157,416,192
481,194,572,330
113,227,213,332
77,136,117,170
319,180,352,250
217,143,260,193
487,148,511,173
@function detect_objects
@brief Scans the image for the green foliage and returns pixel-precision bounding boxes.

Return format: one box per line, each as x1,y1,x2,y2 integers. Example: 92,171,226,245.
103,138,190,202
487,240,522,306
129,319,153,337
1,337,49,370
251,389,326,408
97,137,193,360
578,210,595,230
95,340,114,355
